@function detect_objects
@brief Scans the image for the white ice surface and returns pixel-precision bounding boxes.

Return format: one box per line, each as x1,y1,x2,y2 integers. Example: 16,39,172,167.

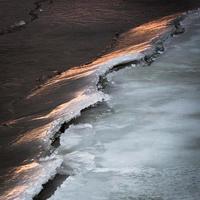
49,16,200,200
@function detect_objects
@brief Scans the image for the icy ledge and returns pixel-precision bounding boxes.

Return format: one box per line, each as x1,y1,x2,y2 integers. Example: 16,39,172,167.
2,8,200,200
34,8,200,200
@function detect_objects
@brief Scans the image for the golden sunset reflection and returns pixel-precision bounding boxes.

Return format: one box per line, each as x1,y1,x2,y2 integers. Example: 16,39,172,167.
2,185,28,200
26,68,94,99
15,90,99,145
26,15,177,102
34,90,86,120
115,14,178,50
15,123,51,145
1,162,40,200
10,162,40,183
14,162,39,175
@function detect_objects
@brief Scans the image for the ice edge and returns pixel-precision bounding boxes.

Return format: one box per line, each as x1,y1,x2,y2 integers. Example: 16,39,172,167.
17,8,200,200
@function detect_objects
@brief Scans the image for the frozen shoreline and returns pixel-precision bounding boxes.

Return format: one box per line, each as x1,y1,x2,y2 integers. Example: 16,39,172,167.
2,9,200,200
1,1,200,199
49,10,200,200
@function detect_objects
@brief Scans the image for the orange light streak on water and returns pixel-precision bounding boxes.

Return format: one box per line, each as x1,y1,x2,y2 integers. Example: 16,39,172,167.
26,15,177,100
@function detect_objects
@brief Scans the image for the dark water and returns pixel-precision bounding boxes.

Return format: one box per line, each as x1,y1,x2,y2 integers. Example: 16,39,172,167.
1,1,200,199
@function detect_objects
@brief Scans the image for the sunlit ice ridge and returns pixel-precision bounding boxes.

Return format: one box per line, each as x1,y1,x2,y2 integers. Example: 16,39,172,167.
50,12,200,200
0,9,200,200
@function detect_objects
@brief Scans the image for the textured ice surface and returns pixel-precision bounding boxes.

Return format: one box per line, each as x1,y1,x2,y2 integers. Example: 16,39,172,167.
49,17,200,200
0,156,62,200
